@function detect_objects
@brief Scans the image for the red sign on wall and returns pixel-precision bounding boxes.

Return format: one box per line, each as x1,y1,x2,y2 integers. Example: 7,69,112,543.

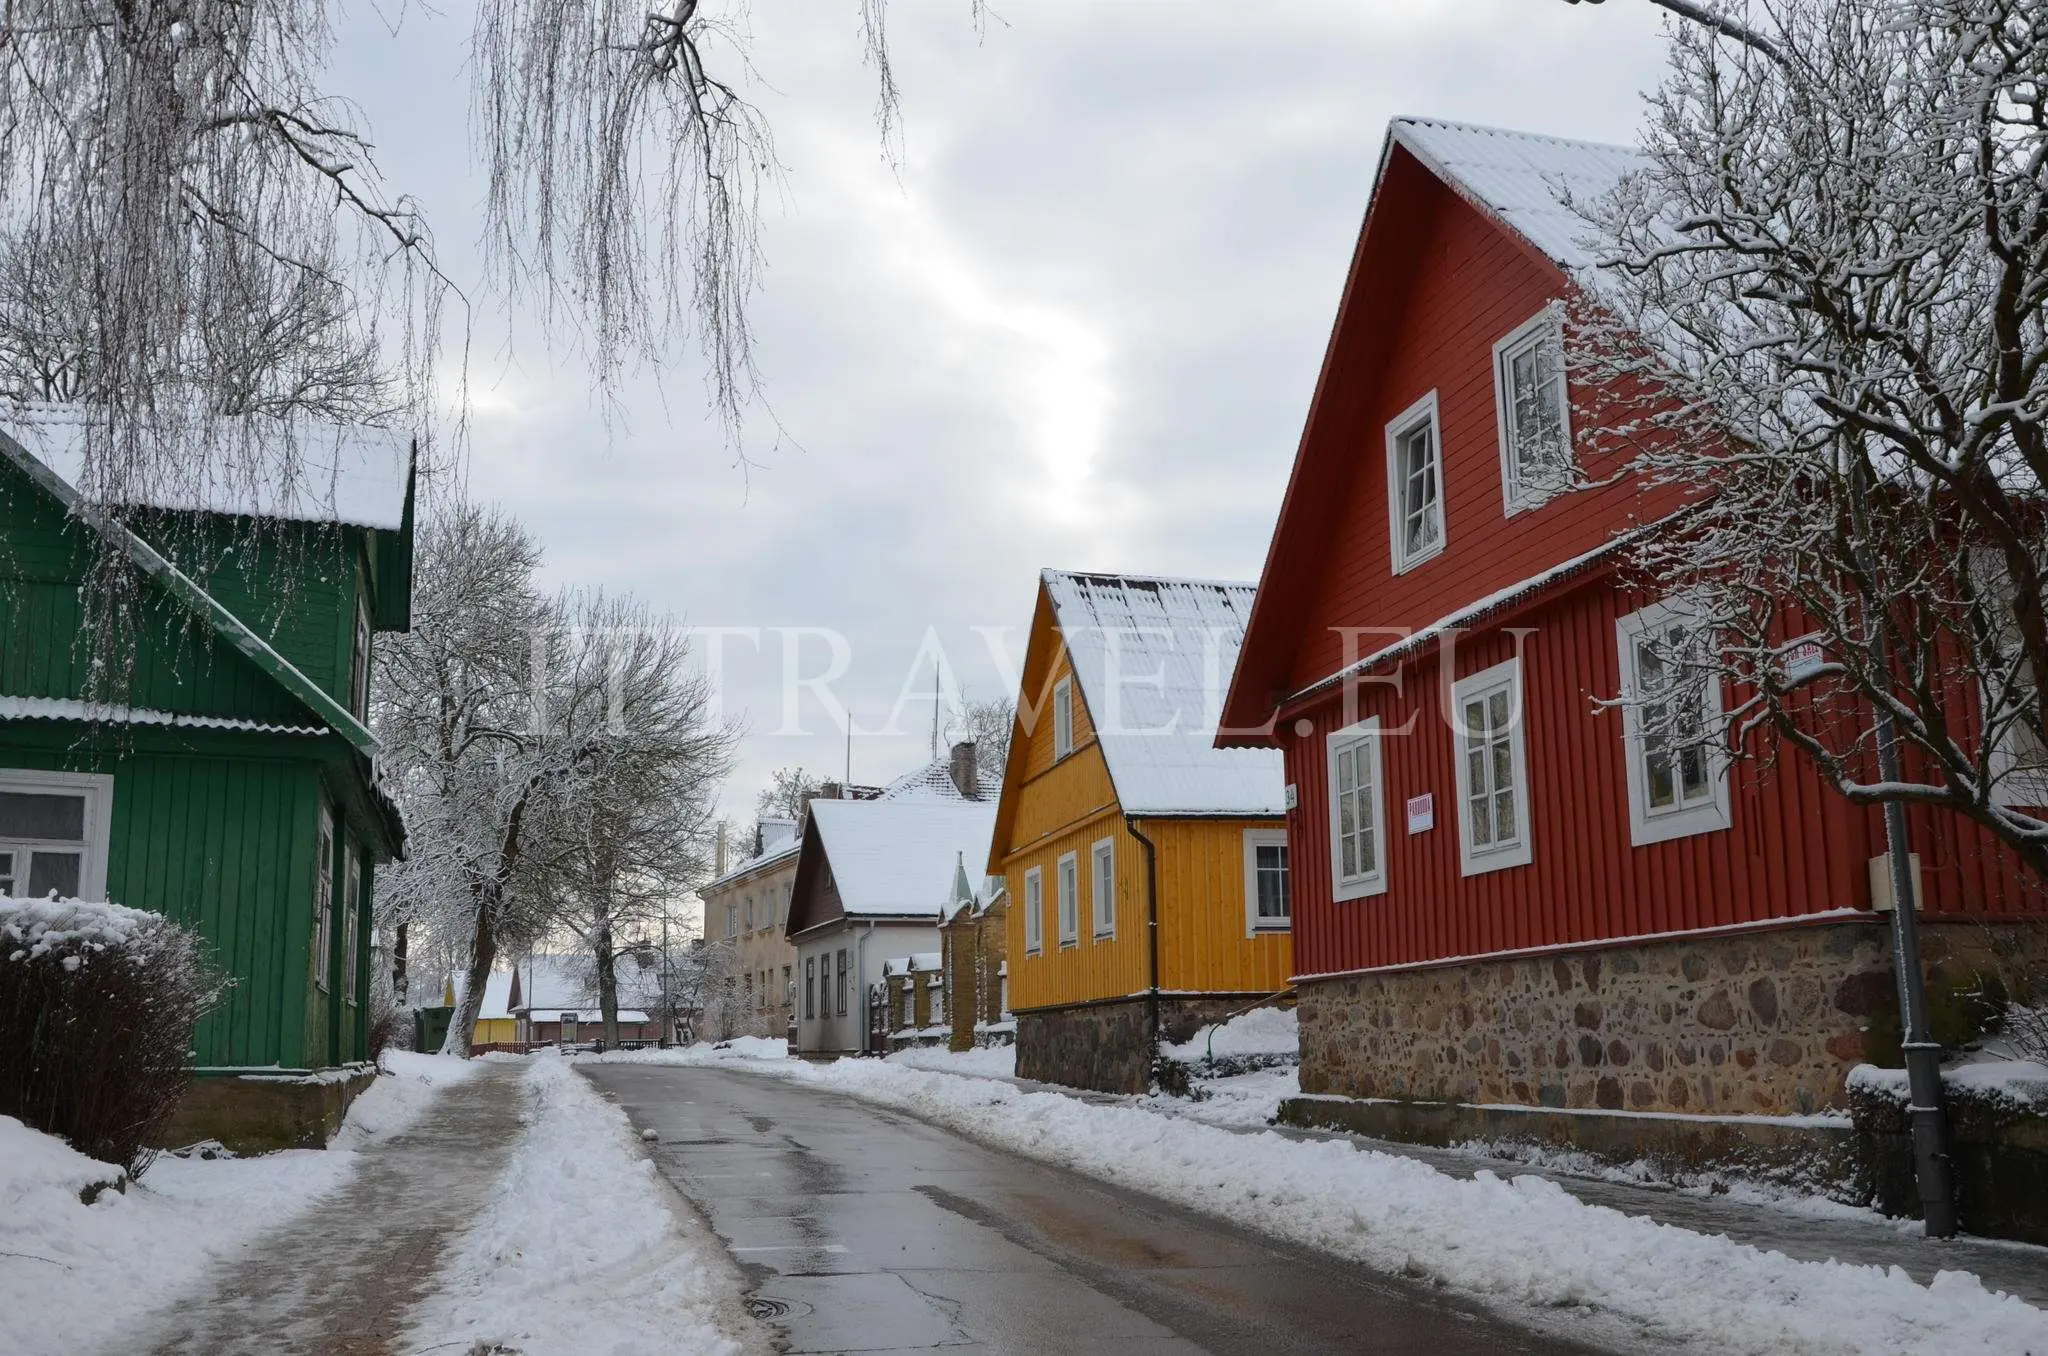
1406,793,1434,834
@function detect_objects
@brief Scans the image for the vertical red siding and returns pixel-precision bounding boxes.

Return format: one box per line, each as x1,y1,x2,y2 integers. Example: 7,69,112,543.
1282,584,2047,979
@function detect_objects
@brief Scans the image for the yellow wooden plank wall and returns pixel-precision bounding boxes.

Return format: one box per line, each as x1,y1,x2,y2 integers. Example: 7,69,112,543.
998,630,1293,1009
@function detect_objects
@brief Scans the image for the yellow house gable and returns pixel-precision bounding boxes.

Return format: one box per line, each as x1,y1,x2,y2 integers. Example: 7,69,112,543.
989,572,1291,1012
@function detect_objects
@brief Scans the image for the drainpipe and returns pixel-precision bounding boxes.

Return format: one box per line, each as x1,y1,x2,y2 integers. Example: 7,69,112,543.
1126,816,1162,1070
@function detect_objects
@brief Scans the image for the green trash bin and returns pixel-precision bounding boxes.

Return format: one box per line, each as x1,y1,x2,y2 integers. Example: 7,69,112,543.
414,1005,454,1055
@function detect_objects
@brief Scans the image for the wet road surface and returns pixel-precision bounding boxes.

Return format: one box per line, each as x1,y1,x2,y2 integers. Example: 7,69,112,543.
581,1064,1609,1356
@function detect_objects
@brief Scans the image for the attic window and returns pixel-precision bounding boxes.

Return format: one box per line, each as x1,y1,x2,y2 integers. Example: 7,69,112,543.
1494,308,1572,513
350,596,372,719
1052,677,1075,759
1385,392,1445,573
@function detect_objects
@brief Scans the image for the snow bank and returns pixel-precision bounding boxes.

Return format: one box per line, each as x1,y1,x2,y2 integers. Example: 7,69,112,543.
1163,1005,1299,1062
0,1116,356,1356
1848,1059,2048,1113
683,1054,2048,1355
0,895,162,964
888,1044,1018,1079
591,1037,788,1065
1144,1065,1298,1129
401,1053,751,1356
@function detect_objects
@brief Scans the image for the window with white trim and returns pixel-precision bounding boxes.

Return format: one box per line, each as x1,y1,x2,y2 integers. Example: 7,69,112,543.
351,596,372,719
1326,720,1387,901
1385,392,1445,573
1242,828,1292,934
314,804,335,991
725,901,738,939
1617,601,1731,844
1052,676,1075,759
1023,866,1044,954
1452,659,1533,875
0,769,113,901
1090,838,1116,938
342,846,362,1006
1493,308,1572,513
805,957,816,1019
1056,851,1079,946
929,973,945,1027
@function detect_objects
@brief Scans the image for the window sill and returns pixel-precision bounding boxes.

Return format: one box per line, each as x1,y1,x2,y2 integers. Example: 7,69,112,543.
1091,930,1116,941
1251,922,1292,934
1058,939,1079,950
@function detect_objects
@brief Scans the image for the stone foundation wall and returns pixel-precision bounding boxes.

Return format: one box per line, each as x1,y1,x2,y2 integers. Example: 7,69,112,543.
154,1066,379,1154
1297,919,2011,1117
1017,994,1261,1094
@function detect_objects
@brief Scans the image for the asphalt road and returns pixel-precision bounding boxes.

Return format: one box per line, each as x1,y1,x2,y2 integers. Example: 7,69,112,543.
581,1064,1612,1356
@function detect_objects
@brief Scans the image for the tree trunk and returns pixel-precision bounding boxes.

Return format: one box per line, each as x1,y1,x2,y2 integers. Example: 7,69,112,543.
595,907,621,1048
442,884,498,1057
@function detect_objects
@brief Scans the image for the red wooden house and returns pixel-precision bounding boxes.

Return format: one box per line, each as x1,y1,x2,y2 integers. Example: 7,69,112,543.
1217,118,2046,1119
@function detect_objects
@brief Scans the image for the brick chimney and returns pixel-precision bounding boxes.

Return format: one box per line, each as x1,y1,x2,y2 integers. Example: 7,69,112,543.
949,740,980,801
714,822,728,876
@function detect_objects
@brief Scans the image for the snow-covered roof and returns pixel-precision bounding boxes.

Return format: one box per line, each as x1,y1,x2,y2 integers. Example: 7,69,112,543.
478,969,516,1022
0,695,326,737
882,953,942,977
3,402,412,530
704,832,801,893
1045,570,1285,817
1390,117,1642,270
808,798,998,919
509,954,649,1022
877,757,975,802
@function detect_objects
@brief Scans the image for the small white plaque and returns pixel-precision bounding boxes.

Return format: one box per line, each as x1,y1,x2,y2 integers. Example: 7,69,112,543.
1406,793,1435,834
1783,639,1825,683
1284,783,1298,810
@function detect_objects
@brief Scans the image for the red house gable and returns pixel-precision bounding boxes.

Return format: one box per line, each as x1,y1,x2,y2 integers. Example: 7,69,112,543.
1220,119,1656,744
1219,117,2042,986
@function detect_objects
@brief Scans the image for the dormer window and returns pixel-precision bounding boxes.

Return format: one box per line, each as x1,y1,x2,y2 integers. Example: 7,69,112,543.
1494,308,1572,513
1385,392,1445,573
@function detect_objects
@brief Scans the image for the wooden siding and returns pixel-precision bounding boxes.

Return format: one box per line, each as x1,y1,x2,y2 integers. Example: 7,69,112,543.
0,468,317,725
1281,581,2048,979
996,595,1294,1008
1285,176,1680,695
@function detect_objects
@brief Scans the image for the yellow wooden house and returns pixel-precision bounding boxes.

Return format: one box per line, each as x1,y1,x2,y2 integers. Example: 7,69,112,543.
988,570,1290,1093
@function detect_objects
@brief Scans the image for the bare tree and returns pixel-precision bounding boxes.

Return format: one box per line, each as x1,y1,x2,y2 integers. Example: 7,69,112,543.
1568,0,2048,880
536,592,739,1046
949,693,1014,791
754,765,828,823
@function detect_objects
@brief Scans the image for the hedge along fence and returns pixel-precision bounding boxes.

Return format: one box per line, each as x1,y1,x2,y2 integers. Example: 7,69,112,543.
0,896,225,1175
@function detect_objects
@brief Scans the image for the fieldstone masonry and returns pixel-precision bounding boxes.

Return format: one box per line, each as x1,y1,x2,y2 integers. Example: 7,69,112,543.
1300,920,1917,1116
1018,995,1260,1094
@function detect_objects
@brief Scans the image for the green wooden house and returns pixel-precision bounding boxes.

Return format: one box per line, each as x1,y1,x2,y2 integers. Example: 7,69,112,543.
0,407,411,1115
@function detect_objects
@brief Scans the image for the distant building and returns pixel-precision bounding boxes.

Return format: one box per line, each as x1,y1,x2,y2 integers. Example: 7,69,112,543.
939,861,1010,1051
700,816,802,1035
505,954,664,1047
785,744,995,1057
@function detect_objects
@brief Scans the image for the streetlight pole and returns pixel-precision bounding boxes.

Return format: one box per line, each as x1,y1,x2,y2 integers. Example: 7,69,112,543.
1849,463,1957,1237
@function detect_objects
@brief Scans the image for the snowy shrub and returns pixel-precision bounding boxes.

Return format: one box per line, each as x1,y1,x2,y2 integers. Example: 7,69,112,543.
0,896,224,1175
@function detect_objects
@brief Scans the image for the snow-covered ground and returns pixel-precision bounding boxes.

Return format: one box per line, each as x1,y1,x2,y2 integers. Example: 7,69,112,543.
610,1042,2048,1356
401,1052,752,1356
886,1043,1019,1078
1162,1005,1298,1062
0,1050,477,1356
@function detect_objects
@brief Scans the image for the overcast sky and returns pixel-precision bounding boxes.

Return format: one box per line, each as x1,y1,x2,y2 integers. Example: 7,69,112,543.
331,1,1673,818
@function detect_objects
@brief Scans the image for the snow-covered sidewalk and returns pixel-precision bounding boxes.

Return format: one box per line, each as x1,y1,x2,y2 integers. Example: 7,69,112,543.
1,1051,478,1356
595,1043,2048,1356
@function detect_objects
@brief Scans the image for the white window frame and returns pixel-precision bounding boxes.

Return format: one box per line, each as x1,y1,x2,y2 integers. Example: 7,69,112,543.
928,972,945,1027
314,803,335,991
1089,837,1116,938
1492,306,1574,515
0,768,114,901
1384,390,1446,575
1617,600,1732,845
1052,676,1075,759
1056,851,1080,947
725,901,738,939
342,846,362,1006
1023,865,1044,954
351,596,372,719
1242,828,1292,935
1325,719,1388,902
1451,658,1534,876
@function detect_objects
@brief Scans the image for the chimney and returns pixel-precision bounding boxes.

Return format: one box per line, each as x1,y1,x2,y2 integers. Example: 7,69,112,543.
753,822,764,857
949,740,979,800
816,782,845,801
714,823,728,876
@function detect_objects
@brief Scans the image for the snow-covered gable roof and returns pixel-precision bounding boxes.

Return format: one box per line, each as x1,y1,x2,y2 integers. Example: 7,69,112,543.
704,831,801,893
1389,117,1642,270
478,969,516,1022
1045,570,1285,817
877,757,974,802
883,953,942,977
509,954,650,1023
3,402,413,530
808,798,998,920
